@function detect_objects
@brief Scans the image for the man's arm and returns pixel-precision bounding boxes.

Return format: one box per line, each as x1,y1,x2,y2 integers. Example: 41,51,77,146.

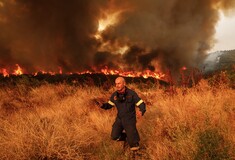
134,92,146,116
100,100,115,110
100,93,115,110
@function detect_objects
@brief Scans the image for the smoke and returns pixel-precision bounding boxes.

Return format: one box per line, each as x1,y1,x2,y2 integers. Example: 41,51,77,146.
101,0,235,72
0,0,108,72
0,0,235,73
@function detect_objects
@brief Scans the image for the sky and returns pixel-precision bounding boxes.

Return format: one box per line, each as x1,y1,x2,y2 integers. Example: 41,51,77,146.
211,12,235,52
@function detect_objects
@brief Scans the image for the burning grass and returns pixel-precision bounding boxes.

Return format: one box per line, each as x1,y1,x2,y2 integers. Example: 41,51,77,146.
0,78,234,159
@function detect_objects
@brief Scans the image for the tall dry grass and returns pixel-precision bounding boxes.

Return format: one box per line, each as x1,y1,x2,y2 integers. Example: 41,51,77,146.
0,79,234,160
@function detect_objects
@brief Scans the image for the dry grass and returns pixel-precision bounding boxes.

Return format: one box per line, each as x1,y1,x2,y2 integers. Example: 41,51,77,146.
0,79,234,160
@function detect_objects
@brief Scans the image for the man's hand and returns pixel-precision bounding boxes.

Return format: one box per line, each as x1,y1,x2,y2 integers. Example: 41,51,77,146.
100,103,113,110
100,103,108,109
136,110,142,118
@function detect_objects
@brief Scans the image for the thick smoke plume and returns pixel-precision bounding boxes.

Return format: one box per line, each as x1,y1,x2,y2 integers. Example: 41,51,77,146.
0,0,234,73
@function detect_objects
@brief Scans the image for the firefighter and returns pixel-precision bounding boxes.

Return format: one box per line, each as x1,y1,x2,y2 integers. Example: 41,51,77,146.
101,76,146,151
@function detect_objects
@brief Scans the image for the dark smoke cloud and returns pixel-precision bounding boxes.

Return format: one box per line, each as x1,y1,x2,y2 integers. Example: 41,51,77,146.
0,0,235,74
94,51,121,69
0,0,107,72
123,46,144,70
102,0,235,72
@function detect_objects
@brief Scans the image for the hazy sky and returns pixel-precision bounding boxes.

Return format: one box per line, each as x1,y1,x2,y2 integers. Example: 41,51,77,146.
211,12,235,52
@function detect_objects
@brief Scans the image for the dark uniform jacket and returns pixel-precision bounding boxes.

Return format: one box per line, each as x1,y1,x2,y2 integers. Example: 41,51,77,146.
102,87,146,119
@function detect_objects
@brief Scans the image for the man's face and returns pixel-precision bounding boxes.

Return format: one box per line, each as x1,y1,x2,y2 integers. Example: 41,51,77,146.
115,78,125,92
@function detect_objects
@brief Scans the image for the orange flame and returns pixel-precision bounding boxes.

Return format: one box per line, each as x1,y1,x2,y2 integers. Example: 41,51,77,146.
97,10,121,33
1,68,9,77
100,66,165,80
0,64,165,80
59,67,63,74
13,64,23,75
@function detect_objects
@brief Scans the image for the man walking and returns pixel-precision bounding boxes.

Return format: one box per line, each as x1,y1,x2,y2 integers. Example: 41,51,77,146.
101,77,146,151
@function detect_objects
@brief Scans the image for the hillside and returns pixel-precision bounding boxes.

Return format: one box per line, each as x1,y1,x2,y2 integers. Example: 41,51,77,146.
203,49,235,73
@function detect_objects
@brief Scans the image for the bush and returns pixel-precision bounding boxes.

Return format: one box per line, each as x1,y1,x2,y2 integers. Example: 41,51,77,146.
195,129,231,160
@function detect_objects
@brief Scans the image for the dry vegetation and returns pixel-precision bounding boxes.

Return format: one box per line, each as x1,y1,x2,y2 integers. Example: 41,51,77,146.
0,75,234,160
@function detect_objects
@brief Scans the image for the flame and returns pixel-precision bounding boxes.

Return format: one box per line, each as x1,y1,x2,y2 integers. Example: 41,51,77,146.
94,7,131,55
59,67,63,74
100,66,165,80
1,68,9,77
94,9,122,40
116,45,129,55
33,70,57,76
13,64,23,75
0,64,165,80
97,11,121,32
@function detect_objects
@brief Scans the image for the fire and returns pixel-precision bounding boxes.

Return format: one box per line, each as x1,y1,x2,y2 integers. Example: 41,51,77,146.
1,68,9,77
116,45,129,55
34,71,56,76
100,66,165,80
13,64,23,75
101,67,119,75
97,11,121,32
94,9,123,40
0,64,165,80
59,67,63,74
94,7,131,55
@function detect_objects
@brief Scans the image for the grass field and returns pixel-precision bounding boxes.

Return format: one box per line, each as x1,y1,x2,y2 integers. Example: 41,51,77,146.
0,76,234,160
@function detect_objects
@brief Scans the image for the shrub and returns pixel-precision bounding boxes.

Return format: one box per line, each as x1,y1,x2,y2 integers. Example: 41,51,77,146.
195,129,231,160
